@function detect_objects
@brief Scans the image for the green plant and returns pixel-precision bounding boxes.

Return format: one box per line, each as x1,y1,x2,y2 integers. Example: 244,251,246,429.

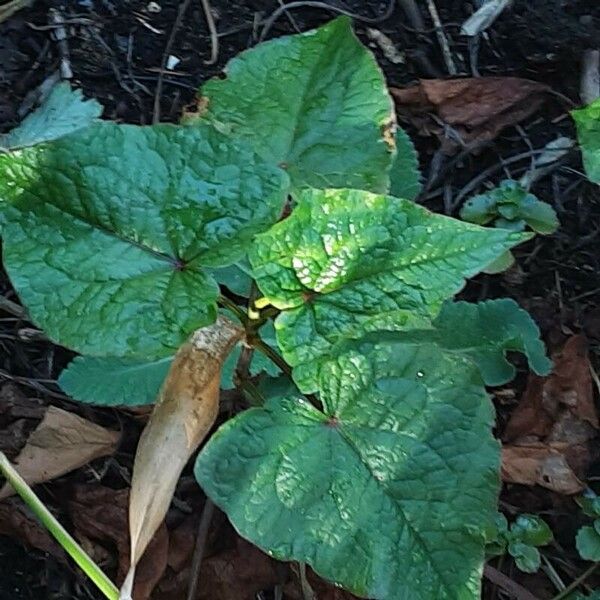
485,512,553,573
573,98,600,184
460,179,558,272
0,18,553,600
576,495,600,561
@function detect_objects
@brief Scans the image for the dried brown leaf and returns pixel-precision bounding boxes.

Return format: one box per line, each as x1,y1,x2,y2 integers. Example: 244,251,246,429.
69,485,168,600
0,500,65,559
501,335,598,495
501,443,585,495
120,316,242,599
390,77,551,151
0,406,120,499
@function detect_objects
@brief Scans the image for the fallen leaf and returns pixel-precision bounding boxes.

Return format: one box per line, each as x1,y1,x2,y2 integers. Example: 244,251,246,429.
501,444,586,495
501,335,598,494
154,536,280,600
69,485,168,600
0,405,120,499
390,77,550,152
121,316,242,599
0,500,65,559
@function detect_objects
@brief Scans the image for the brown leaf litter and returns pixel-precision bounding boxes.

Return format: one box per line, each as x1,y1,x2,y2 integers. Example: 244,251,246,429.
0,405,120,499
501,335,599,495
390,77,552,152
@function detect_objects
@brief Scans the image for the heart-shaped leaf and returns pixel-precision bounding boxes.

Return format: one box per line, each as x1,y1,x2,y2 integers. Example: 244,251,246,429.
191,17,395,192
293,298,551,393
573,99,600,184
250,187,530,374
196,342,499,600
59,355,173,406
0,122,288,358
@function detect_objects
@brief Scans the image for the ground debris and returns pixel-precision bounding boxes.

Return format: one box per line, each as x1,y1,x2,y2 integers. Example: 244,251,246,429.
501,335,598,495
0,405,120,499
390,77,551,152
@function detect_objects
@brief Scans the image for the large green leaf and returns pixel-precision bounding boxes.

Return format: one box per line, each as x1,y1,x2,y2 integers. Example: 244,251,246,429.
0,83,102,150
196,342,499,600
573,99,600,184
59,355,172,406
389,127,422,200
250,188,529,372
0,122,288,358
192,17,395,192
294,298,551,393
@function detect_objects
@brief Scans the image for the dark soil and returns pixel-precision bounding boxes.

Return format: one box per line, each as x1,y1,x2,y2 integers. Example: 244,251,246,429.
1,0,600,598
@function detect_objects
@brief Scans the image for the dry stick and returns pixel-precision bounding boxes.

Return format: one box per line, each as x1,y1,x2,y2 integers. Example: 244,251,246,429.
483,565,541,600
425,0,457,75
153,0,193,123
551,562,600,600
259,0,396,42
49,9,73,80
397,0,425,30
277,0,302,33
186,498,215,600
581,49,600,104
200,0,219,65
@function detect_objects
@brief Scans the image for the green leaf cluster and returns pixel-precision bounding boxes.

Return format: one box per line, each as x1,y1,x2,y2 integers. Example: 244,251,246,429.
573,99,600,184
576,495,600,561
460,179,558,272
0,17,553,600
486,513,553,573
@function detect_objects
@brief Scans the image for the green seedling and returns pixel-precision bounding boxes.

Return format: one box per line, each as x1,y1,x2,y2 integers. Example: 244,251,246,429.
486,512,553,573
460,179,559,273
576,494,600,561
0,18,553,600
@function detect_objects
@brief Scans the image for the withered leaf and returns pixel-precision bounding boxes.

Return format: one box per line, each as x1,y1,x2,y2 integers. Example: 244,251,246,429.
390,77,551,151
0,406,120,499
69,485,168,600
502,335,598,495
121,316,242,599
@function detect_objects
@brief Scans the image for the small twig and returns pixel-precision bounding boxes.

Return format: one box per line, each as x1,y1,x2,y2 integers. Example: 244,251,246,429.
397,0,425,30
581,49,600,105
0,0,33,23
259,0,396,42
153,0,193,123
298,563,316,600
426,0,457,75
0,296,26,319
200,0,219,65
483,565,541,600
551,562,600,600
49,9,73,80
277,0,302,32
186,498,215,600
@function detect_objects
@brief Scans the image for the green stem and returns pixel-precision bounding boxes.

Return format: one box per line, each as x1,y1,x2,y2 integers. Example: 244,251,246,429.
0,452,119,600
218,295,248,325
551,562,599,600
253,337,292,377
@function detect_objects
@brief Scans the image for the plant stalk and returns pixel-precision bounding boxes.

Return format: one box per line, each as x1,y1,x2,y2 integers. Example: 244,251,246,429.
0,451,119,600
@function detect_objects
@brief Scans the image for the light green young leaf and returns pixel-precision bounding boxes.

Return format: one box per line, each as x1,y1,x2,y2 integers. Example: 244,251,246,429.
59,355,173,406
577,524,600,561
509,514,553,547
573,99,600,184
0,122,288,358
196,342,499,600
508,542,541,573
0,83,102,150
389,127,422,200
250,188,530,375
191,17,395,192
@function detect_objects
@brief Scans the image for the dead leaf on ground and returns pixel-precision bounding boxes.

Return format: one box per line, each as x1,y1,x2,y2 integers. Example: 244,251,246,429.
155,536,280,600
122,316,242,599
0,500,65,560
390,77,551,152
0,405,120,499
0,382,45,458
501,335,598,494
69,485,168,600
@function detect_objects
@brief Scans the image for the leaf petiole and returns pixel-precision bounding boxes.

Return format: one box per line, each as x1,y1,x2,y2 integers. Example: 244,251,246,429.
0,452,119,600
